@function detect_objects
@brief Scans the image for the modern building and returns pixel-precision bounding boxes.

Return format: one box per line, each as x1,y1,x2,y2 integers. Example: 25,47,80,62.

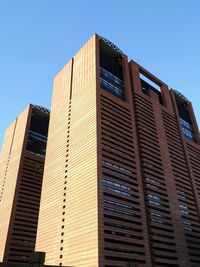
35,34,200,267
0,104,49,264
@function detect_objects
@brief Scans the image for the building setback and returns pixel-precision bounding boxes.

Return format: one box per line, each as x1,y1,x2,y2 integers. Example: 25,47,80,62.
0,104,49,264
35,34,200,267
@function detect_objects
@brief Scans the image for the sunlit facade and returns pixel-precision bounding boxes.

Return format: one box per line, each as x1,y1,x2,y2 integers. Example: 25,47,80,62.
0,105,49,263
35,34,200,267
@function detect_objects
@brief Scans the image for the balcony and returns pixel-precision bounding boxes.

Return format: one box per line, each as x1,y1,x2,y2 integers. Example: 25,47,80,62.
180,118,195,141
100,67,125,100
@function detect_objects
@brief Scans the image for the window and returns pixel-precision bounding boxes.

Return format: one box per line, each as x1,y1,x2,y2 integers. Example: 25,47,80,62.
103,199,133,210
181,127,195,141
102,178,132,191
145,177,161,185
102,160,132,174
102,185,131,197
177,194,186,200
179,204,188,210
147,193,161,201
177,107,195,141
180,210,189,215
182,221,191,226
148,200,161,206
26,108,49,156
151,218,164,224
100,67,125,100
104,206,133,216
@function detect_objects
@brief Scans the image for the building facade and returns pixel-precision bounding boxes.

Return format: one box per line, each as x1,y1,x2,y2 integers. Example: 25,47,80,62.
0,252,70,267
0,105,49,264
36,34,200,267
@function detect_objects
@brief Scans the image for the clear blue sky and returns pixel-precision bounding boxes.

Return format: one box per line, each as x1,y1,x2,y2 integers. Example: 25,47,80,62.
0,0,200,148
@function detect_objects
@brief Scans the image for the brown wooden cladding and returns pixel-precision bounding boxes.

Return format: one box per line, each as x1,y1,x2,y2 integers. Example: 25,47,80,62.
186,143,200,200
129,59,200,267
0,120,17,261
35,103,69,264
36,35,200,267
72,36,96,98
98,95,151,267
4,151,44,263
0,107,30,261
0,105,47,264
52,59,73,111
97,51,152,266
36,35,99,267
133,94,182,267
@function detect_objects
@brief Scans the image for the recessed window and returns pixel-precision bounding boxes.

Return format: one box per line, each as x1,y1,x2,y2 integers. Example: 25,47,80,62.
180,210,189,215
147,194,161,201
180,120,195,141
148,200,161,206
179,204,188,210
100,68,125,100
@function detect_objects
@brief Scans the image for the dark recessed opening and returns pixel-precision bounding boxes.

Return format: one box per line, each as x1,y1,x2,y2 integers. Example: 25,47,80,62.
99,39,125,100
26,107,49,156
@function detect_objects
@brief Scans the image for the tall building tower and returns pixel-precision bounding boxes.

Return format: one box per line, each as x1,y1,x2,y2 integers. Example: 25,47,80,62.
0,104,49,264
36,34,200,267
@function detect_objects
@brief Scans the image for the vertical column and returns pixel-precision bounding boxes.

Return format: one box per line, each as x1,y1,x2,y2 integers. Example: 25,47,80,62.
36,35,99,267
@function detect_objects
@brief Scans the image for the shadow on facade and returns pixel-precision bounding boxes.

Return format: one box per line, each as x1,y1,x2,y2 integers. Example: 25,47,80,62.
0,252,139,267
0,252,71,267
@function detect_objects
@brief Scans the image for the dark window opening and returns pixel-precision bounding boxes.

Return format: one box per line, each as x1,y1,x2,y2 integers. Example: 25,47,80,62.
26,107,49,156
100,40,125,100
175,96,196,142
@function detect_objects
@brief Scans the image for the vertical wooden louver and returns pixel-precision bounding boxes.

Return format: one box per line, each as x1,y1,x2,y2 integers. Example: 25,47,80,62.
99,95,148,266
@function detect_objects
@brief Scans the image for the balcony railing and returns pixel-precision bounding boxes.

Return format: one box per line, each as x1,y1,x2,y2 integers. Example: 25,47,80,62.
180,118,195,141
100,67,125,100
